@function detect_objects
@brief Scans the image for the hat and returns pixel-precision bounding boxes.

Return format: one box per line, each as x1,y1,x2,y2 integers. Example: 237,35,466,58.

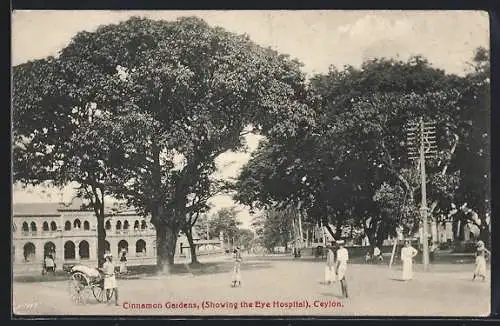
477,240,485,247
104,253,112,259
336,240,345,245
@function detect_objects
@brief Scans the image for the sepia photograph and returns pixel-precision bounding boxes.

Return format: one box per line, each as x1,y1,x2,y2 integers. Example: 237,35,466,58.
11,10,491,317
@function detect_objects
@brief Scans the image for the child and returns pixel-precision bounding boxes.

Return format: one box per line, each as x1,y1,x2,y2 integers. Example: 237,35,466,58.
231,247,242,287
102,253,119,306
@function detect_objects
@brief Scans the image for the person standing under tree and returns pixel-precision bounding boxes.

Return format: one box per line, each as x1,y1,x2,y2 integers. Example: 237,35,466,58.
401,240,418,281
325,242,336,285
473,240,490,281
335,240,349,298
101,253,119,306
231,247,242,287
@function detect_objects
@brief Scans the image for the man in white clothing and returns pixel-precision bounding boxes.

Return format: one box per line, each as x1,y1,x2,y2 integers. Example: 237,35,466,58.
336,240,349,298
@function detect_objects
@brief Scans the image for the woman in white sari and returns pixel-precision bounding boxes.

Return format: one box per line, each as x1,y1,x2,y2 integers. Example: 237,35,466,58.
473,240,490,281
401,240,418,281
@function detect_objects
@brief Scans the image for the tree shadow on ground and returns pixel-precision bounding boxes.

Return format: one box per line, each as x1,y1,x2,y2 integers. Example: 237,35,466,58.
318,292,344,299
14,261,272,282
118,261,273,279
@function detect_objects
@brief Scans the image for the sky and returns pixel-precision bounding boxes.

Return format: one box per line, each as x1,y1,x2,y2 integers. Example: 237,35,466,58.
11,10,489,228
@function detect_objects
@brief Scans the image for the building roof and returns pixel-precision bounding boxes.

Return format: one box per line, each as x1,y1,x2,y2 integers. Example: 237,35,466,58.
12,197,124,216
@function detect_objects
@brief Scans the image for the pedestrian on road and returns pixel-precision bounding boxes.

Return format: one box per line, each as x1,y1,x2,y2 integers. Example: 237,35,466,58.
401,240,418,281
102,253,119,306
373,246,383,263
231,247,242,287
325,242,336,285
473,240,490,281
335,240,349,298
119,251,128,274
43,254,55,275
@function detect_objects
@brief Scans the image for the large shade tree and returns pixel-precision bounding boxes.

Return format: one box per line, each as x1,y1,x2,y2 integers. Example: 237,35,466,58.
236,54,489,246
12,16,315,270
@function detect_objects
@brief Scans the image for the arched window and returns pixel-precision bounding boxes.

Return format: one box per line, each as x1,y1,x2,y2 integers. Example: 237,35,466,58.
79,241,90,259
117,240,128,255
65,221,71,231
105,220,111,230
141,220,147,230
134,220,139,230
64,241,75,260
30,222,37,232
83,221,90,230
23,242,36,261
22,222,29,232
50,221,57,231
123,220,129,231
116,221,122,230
44,242,56,258
104,240,111,253
73,219,81,229
43,222,49,231
136,239,146,256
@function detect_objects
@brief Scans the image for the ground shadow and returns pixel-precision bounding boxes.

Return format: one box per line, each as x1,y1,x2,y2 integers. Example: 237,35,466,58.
319,292,344,299
14,261,274,283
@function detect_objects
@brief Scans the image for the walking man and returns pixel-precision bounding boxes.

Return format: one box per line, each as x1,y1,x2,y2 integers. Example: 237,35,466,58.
335,240,349,298
102,253,119,306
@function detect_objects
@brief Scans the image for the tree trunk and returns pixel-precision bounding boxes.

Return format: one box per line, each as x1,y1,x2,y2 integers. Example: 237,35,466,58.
185,227,199,264
155,223,179,273
97,212,106,268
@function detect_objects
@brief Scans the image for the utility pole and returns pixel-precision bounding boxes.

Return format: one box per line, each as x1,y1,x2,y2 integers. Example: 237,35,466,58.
406,117,437,270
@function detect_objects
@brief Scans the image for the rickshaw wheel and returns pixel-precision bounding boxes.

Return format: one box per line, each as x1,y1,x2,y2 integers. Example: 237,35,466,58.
69,272,91,304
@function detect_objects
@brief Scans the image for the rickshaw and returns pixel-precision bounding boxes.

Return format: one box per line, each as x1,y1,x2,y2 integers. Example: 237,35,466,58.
67,264,115,304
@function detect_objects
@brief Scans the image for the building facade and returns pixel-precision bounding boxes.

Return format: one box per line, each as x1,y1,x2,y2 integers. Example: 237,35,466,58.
12,201,156,273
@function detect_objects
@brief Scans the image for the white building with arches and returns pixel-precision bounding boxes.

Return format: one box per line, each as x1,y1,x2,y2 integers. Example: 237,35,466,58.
12,200,156,273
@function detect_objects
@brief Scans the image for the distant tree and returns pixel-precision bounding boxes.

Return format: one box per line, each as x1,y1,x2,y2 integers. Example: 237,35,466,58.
235,228,255,251
251,209,293,253
209,207,242,247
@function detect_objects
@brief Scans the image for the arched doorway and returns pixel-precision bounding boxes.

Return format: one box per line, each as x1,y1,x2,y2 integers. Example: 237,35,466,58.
104,240,111,253
23,242,36,262
136,239,146,256
64,241,75,260
44,242,56,258
117,240,128,255
79,241,90,259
